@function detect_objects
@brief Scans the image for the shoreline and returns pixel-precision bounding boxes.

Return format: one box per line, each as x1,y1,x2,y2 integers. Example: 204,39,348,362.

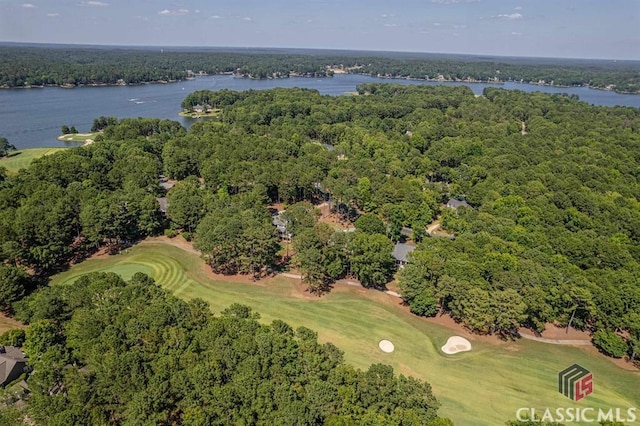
2,73,638,95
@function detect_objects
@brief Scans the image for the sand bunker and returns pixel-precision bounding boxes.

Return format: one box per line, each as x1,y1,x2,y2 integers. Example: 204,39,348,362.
378,340,395,353
441,336,471,354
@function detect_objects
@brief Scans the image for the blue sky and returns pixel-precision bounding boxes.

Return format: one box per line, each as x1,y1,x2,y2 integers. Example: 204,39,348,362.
1,0,638,59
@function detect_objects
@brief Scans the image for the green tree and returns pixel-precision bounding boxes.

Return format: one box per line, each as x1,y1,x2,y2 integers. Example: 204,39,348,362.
195,206,278,277
349,232,395,288
409,289,438,317
0,136,16,157
0,328,26,346
167,177,211,232
0,265,30,313
593,330,628,358
354,213,386,235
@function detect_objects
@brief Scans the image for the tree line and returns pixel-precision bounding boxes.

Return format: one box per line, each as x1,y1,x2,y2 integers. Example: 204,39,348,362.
1,44,639,93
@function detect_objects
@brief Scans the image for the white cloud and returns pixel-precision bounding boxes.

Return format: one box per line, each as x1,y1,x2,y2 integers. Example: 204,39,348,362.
383,23,397,27
21,3,36,8
210,15,221,19
512,31,523,36
453,24,467,29
242,17,252,21
158,8,190,16
79,1,109,6
485,12,523,20
47,12,60,17
433,22,441,26
514,6,523,10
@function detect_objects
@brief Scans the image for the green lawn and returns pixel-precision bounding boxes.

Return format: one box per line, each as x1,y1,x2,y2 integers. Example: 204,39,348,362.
51,243,640,425
0,148,68,174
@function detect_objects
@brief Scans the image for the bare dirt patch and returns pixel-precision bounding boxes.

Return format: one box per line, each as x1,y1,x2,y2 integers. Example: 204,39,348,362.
0,313,25,334
520,323,591,341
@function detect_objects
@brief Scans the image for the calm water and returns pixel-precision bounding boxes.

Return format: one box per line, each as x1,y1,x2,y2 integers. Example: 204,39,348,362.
1,74,639,149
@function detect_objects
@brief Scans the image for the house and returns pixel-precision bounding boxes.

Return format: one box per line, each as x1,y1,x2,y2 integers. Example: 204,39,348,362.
272,213,291,241
392,243,416,268
0,346,28,387
446,199,470,210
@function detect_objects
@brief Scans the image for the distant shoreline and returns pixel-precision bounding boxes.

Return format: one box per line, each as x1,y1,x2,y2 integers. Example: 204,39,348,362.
3,72,639,95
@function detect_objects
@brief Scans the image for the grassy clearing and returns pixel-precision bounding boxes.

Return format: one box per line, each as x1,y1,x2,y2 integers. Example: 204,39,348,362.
50,243,640,425
0,148,68,174
56,132,100,143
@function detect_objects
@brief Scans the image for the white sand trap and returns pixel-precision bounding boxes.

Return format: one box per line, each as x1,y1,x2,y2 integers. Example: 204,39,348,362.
378,340,395,353
441,336,471,354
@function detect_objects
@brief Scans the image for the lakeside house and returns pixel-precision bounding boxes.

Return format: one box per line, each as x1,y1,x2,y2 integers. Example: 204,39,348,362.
0,346,28,387
392,243,416,268
446,199,471,210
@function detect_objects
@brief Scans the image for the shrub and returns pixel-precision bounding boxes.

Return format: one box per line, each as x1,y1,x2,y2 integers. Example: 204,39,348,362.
593,330,627,358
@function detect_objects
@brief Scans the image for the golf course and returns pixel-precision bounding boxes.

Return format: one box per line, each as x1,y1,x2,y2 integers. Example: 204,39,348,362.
0,148,68,174
50,242,640,425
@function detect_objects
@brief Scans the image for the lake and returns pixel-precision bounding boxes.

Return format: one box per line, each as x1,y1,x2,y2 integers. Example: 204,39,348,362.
1,74,639,149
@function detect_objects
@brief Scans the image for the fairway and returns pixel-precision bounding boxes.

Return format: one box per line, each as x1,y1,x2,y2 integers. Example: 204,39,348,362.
0,148,69,174
51,243,640,425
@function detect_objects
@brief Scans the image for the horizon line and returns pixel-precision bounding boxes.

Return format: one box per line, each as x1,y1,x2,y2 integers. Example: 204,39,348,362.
1,40,638,63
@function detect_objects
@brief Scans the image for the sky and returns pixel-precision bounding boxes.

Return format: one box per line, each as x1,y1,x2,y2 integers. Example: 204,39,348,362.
0,0,638,60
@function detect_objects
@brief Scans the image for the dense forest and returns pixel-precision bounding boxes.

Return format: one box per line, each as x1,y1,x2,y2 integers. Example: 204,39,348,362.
1,272,444,425
0,84,639,369
1,44,640,93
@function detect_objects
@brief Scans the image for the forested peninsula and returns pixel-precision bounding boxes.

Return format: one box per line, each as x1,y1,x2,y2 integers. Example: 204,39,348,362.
1,44,639,93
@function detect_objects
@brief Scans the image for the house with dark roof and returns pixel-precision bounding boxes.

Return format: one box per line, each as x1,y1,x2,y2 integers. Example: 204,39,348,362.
392,243,416,268
0,346,28,387
446,199,471,210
